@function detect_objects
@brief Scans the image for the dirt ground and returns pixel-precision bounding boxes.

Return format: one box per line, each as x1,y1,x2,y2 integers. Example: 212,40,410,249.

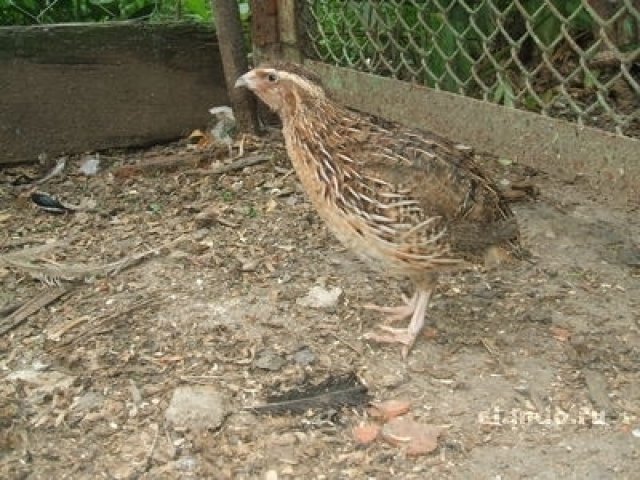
1,133,639,479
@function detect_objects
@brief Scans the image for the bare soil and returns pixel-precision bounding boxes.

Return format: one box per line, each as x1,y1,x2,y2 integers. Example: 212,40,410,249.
1,135,639,479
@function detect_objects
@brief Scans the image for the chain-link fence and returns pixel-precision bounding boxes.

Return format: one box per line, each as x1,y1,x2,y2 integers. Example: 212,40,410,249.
301,0,639,138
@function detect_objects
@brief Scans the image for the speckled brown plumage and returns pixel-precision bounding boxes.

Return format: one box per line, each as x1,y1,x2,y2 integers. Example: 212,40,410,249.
236,63,521,357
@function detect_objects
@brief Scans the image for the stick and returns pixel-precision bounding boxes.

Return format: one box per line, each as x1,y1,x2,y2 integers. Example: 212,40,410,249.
112,151,209,177
0,302,22,318
0,288,69,335
182,154,270,176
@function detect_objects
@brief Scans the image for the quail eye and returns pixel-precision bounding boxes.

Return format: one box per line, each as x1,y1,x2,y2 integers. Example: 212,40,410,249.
267,72,278,83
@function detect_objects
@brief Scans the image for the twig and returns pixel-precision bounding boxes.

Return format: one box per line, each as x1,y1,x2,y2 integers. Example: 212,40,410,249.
49,297,162,349
143,423,160,473
27,157,67,187
0,237,183,285
182,154,269,176
0,287,69,336
112,151,209,177
331,332,363,355
46,315,89,342
0,302,23,318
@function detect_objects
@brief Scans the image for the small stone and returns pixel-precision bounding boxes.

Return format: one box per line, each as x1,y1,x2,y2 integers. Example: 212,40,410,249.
292,346,315,366
296,286,343,310
255,349,286,371
524,310,552,324
264,470,278,480
72,391,105,413
175,456,198,472
165,386,229,431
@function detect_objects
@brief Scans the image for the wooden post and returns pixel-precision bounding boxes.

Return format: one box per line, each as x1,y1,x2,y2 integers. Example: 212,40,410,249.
250,0,279,64
212,0,259,133
249,0,301,64
277,0,302,63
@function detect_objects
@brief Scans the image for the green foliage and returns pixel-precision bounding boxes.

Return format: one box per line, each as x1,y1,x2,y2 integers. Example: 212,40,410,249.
523,0,594,47
310,0,599,97
0,0,216,25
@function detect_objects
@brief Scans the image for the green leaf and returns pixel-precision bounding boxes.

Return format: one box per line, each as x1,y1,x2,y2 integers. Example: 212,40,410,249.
148,202,162,213
183,0,211,21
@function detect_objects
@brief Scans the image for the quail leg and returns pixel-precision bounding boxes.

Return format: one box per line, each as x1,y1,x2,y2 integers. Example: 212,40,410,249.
362,292,418,323
364,289,432,359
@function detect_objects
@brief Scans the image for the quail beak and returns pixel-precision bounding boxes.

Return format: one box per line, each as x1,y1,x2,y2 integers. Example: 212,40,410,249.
234,73,252,89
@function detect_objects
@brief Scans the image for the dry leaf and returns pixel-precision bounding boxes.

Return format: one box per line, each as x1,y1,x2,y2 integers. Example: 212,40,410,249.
352,423,380,444
266,198,278,213
188,129,205,143
381,417,443,456
112,165,142,179
423,327,438,339
369,399,412,420
550,326,571,342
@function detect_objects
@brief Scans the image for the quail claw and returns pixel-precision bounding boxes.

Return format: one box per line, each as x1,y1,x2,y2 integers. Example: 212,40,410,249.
364,326,416,359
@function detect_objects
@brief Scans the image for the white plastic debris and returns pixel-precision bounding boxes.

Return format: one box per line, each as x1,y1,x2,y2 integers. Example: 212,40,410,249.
79,154,100,175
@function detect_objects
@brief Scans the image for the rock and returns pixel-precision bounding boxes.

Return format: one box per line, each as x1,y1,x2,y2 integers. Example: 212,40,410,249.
524,309,552,324
292,346,315,366
72,391,105,413
254,349,286,371
165,386,229,431
296,286,343,310
174,456,198,472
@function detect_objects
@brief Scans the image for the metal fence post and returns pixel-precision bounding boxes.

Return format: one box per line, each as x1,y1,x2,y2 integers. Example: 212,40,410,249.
212,0,259,134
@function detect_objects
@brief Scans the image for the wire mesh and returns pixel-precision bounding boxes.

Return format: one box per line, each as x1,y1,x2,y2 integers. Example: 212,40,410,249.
301,0,640,138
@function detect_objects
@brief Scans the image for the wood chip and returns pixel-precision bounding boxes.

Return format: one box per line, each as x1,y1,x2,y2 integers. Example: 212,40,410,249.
550,325,571,342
